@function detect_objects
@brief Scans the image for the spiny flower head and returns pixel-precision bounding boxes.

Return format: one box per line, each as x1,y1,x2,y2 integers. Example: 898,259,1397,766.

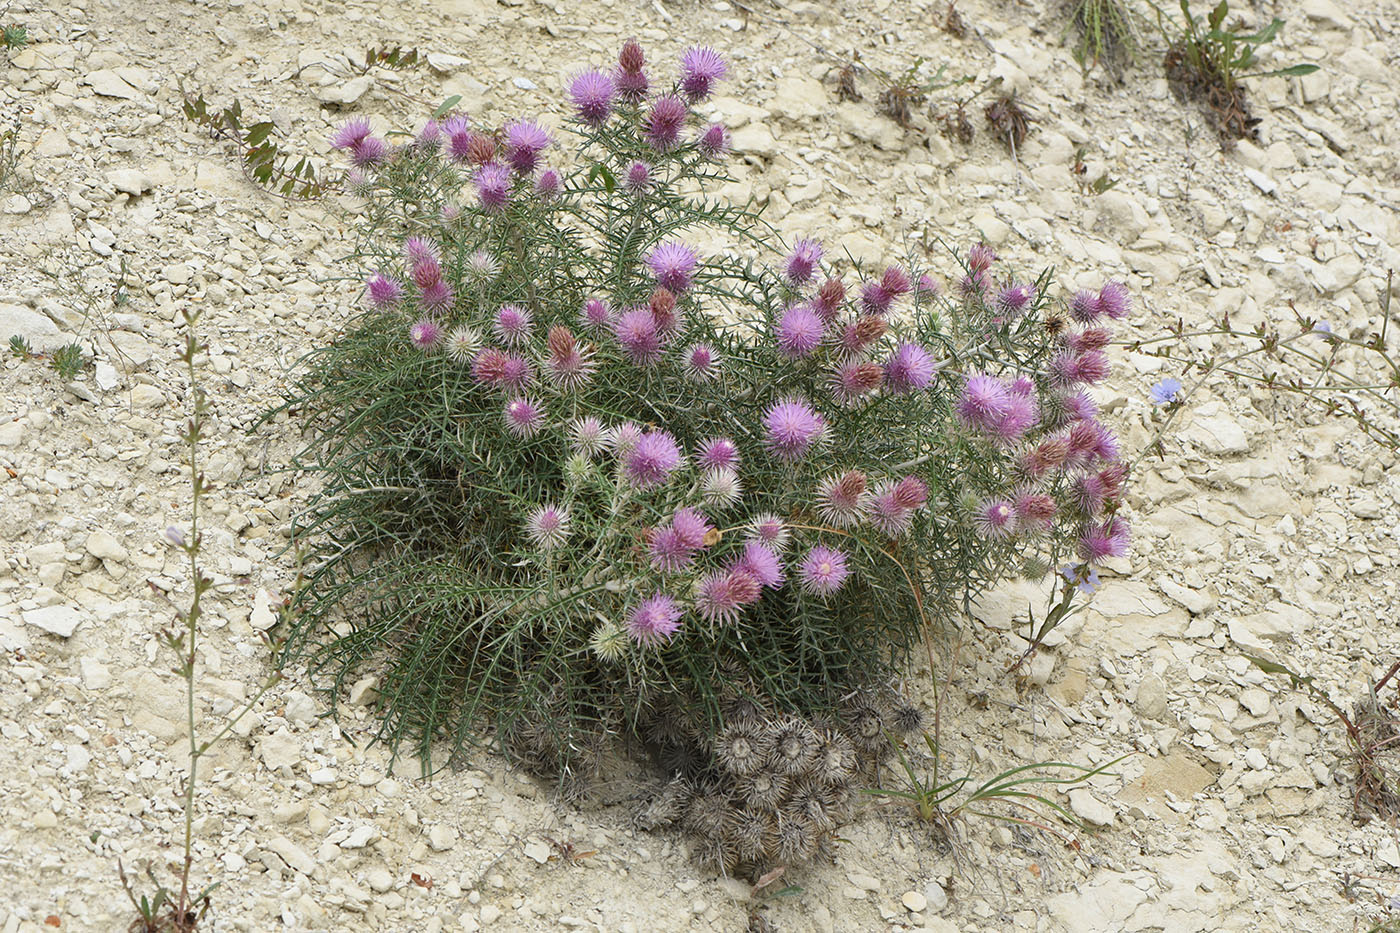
799,546,849,596
1073,472,1107,515
404,236,439,265
1061,390,1099,422
526,503,571,551
348,135,388,167
784,239,823,286
737,541,784,589
1069,289,1099,323
671,507,713,549
410,256,443,290
1049,349,1110,388
701,467,743,507
582,297,613,331
623,430,683,487
446,325,482,363
646,241,699,293
419,279,454,312
504,121,551,174
624,160,652,193
500,355,533,391
645,94,688,151
996,283,1035,317
613,308,664,365
1067,327,1113,353
1097,281,1131,320
972,499,1016,539
472,348,509,385
776,305,824,358
570,415,609,456
475,161,512,212
990,392,1040,446
892,475,928,510
816,470,868,527
830,361,884,405
885,343,937,393
836,315,888,359
570,70,615,125
545,325,594,389
504,396,545,437
747,514,790,552
331,118,372,151
679,46,727,102
494,304,533,345
416,119,442,149
859,280,894,315
366,273,403,308
763,397,825,461
695,570,750,625
648,287,678,334
1079,516,1130,562
535,168,561,200
684,344,719,381
697,436,739,472
649,526,694,572
466,250,500,283
696,123,730,159
1012,489,1057,533
628,593,684,646
956,374,1011,432
868,485,914,537
814,278,846,322
615,39,649,102
916,273,941,297
410,318,442,350
967,243,997,273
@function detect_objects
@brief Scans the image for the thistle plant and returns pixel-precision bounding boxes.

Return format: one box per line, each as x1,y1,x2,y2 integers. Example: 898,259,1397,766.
274,42,1133,796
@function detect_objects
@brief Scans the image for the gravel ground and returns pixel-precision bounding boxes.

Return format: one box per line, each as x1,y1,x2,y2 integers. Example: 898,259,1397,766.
2,0,1400,929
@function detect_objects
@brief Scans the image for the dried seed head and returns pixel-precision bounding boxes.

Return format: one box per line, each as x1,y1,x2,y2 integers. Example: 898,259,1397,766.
891,703,923,735
714,720,774,777
684,787,731,838
784,777,836,832
729,807,775,863
847,702,889,754
813,728,857,784
635,776,692,831
721,692,765,726
741,768,790,812
770,718,820,776
695,835,739,875
774,812,818,864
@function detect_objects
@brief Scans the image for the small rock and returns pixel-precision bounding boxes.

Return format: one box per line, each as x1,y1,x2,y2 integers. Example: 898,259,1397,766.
1242,168,1276,196
366,868,395,893
846,871,880,892
1135,674,1169,721
66,744,91,772
523,839,551,864
0,420,24,447
0,303,68,353
923,879,949,912
426,52,468,74
3,194,31,215
901,891,927,912
342,826,377,849
94,362,119,391
1238,688,1271,717
80,658,112,690
428,824,457,851
512,77,536,90
1068,788,1114,827
309,767,338,785
1244,748,1268,770
480,905,502,925
87,69,145,100
23,606,82,638
259,730,302,770
130,385,165,409
770,75,828,122
249,589,277,631
349,675,379,705
106,169,155,196
85,530,129,562
266,836,317,875
284,690,317,724
316,75,373,105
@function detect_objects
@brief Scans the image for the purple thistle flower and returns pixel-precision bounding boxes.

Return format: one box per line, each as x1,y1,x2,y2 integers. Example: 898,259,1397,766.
623,430,683,487
696,123,730,159
972,499,1016,539
885,343,937,393
990,392,1040,445
1097,281,1131,320
410,256,443,290
544,325,594,390
350,136,389,167
996,283,1035,317
410,318,442,350
763,397,825,462
504,396,545,438
1012,489,1057,533
737,541,785,589
446,127,474,163
967,243,997,273
695,571,745,625
1066,326,1113,353
679,46,728,102
775,305,824,358
570,416,609,456
615,40,650,103
582,298,613,331
958,269,990,299
814,278,846,323
645,94,688,152
1011,375,1035,395
1149,377,1182,405
366,273,403,308
494,304,534,345
916,273,940,297
472,348,509,386
499,354,533,392
868,488,913,537
893,476,928,510
684,343,720,382
649,527,694,572
475,161,512,213
1091,422,1121,462
747,514,790,552
697,437,739,472
1061,390,1099,422
570,70,615,126
628,593,684,646
609,422,643,453
1079,517,1130,563
956,374,1012,432
1073,472,1107,516
645,241,699,293
830,361,885,405
1069,289,1100,324
526,504,571,551
404,237,438,265
1050,350,1110,388
504,121,551,174
859,280,894,315
419,278,455,311
331,118,372,150
613,308,664,365
1065,420,1102,469
416,119,442,148
671,507,713,550
882,265,912,297
784,239,823,286
798,546,849,596
624,160,652,193
535,168,561,200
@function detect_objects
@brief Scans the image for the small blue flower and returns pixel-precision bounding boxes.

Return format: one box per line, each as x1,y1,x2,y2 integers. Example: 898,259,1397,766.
1312,321,1333,339
1149,377,1183,406
1060,564,1100,595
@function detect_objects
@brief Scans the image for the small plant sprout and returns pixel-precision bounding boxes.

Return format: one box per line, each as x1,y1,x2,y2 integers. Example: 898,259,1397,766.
121,306,280,932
